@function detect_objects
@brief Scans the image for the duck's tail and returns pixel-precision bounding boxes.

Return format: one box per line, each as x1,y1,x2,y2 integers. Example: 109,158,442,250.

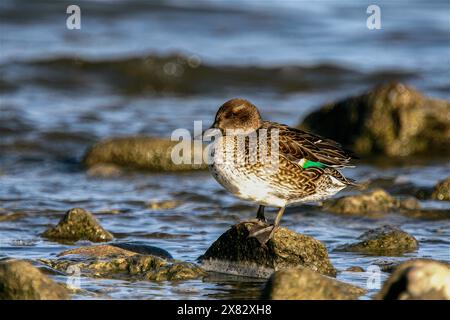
325,167,360,188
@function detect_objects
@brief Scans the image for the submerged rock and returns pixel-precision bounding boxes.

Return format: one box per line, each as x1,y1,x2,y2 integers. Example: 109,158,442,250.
42,208,113,243
199,222,336,278
0,209,26,222
336,225,419,256
262,267,366,300
299,82,450,157
399,208,450,220
0,259,68,300
346,266,365,272
41,245,204,281
58,243,172,260
323,189,420,216
376,259,450,300
83,136,206,172
86,163,124,177
432,177,450,201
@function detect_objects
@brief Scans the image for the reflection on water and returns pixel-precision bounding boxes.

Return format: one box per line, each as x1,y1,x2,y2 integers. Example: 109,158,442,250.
0,0,449,299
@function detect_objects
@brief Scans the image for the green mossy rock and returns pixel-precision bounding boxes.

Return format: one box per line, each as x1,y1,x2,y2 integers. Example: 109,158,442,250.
323,189,421,216
336,225,419,256
431,177,450,201
199,222,336,278
376,259,450,300
83,136,206,172
262,267,366,300
41,245,205,282
42,208,113,243
299,82,450,157
0,259,68,300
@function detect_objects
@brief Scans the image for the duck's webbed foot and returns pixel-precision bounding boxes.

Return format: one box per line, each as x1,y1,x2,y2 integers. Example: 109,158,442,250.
246,206,285,246
247,224,278,245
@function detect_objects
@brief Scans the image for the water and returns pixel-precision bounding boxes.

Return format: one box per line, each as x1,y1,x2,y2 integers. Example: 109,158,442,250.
0,0,449,299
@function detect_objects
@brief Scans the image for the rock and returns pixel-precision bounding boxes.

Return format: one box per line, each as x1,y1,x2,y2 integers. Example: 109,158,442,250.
299,82,450,157
148,199,181,210
346,266,365,272
86,163,124,177
111,242,173,259
0,259,68,300
431,177,450,201
58,243,173,260
0,209,26,222
42,208,113,243
324,189,420,216
336,225,419,256
83,136,206,172
261,267,366,300
376,259,450,300
41,247,205,281
198,222,336,278
399,208,450,220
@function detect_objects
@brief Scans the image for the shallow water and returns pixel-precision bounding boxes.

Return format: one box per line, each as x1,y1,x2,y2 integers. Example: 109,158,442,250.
0,0,449,299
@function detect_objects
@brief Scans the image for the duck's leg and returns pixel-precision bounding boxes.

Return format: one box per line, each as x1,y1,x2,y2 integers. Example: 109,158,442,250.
245,205,269,239
248,206,285,245
245,205,267,225
256,205,266,222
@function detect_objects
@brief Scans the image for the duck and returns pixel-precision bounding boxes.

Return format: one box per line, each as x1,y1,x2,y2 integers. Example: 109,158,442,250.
206,98,356,245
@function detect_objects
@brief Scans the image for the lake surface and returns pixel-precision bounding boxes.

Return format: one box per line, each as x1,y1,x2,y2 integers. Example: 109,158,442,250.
1,0,449,299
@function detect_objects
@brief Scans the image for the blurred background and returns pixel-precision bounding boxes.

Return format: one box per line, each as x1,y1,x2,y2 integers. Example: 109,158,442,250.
0,0,449,299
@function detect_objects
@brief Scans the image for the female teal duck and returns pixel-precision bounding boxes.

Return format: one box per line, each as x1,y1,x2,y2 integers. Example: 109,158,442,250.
207,98,356,245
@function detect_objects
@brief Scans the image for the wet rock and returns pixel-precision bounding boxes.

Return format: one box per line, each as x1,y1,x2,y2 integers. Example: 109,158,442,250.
86,163,124,177
299,82,450,157
41,247,205,281
399,208,450,220
0,209,26,222
42,208,113,243
83,136,206,172
346,266,365,272
261,267,366,300
324,189,420,216
0,259,68,300
431,177,450,201
376,259,450,300
58,243,172,260
198,222,336,278
148,199,181,210
336,225,419,256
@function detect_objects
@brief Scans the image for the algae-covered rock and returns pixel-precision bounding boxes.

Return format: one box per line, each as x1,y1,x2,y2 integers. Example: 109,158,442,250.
346,266,365,272
399,208,450,220
42,208,113,243
199,222,336,278
0,209,26,222
261,267,366,300
41,245,204,282
0,259,68,300
324,189,420,216
299,82,450,157
431,177,450,201
83,136,206,172
59,243,173,260
86,163,124,177
336,225,419,256
324,189,398,216
376,259,450,300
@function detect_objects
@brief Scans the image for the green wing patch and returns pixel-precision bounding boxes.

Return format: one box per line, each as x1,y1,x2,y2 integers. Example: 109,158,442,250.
302,160,327,169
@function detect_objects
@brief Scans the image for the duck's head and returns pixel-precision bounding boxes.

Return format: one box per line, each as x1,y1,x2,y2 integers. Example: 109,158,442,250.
211,98,262,134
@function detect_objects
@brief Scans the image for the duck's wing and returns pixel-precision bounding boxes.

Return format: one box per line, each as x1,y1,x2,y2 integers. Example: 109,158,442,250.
262,121,355,168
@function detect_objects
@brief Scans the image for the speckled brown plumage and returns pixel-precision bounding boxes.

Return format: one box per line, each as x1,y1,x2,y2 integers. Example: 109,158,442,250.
208,98,357,244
